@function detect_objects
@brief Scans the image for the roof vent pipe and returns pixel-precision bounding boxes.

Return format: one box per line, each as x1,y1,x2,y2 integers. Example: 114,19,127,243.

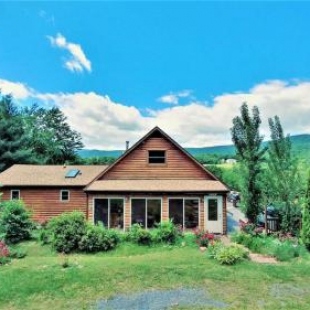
126,141,130,150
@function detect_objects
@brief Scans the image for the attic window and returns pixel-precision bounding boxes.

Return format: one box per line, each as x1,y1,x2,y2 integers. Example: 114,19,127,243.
65,169,80,178
148,150,166,164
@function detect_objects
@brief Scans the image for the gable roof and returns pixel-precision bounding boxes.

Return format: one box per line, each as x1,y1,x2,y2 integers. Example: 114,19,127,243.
89,126,221,183
0,165,108,187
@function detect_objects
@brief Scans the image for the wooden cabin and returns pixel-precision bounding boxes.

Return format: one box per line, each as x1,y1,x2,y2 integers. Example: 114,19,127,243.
0,127,229,233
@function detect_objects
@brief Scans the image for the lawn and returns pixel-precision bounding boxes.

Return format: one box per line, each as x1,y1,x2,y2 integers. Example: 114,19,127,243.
1,238,310,310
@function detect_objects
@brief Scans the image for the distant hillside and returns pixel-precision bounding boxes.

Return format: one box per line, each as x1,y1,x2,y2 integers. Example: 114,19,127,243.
78,149,123,158
78,134,310,160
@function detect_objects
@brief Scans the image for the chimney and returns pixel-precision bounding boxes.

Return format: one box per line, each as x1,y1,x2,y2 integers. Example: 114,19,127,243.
126,141,130,150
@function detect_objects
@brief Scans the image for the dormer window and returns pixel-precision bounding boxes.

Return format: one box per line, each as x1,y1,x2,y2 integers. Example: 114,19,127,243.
148,150,166,164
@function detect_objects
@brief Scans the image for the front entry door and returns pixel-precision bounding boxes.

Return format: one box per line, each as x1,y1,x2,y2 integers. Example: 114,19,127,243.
204,195,223,233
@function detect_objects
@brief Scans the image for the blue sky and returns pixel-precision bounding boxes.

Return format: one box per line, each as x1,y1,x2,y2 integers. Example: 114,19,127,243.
1,1,310,149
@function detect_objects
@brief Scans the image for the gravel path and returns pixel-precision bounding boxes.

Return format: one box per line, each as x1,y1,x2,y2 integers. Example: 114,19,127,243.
96,288,228,310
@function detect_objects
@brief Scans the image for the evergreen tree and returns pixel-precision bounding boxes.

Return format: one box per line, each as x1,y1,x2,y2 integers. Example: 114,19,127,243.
301,173,310,249
0,94,33,171
266,116,302,233
230,103,267,222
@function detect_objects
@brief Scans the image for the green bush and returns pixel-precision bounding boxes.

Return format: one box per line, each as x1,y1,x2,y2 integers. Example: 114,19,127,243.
0,200,33,244
301,197,310,250
208,242,248,265
231,231,254,248
0,240,11,265
0,256,11,265
78,224,119,253
39,229,51,245
273,241,304,261
232,231,306,261
152,220,179,244
46,212,86,253
9,248,27,259
128,224,152,245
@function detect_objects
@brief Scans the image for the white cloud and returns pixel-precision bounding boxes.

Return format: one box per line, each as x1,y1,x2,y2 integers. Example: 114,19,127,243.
1,78,310,149
47,33,92,73
0,79,33,99
158,90,192,105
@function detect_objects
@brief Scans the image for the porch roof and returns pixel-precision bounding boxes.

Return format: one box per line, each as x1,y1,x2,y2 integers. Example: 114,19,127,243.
86,179,229,192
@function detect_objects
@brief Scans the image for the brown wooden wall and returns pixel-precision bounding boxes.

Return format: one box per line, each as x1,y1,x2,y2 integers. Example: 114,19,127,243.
101,137,213,180
1,187,87,222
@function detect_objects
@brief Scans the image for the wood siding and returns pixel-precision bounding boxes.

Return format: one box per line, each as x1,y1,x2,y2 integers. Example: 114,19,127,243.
1,187,87,222
101,137,213,180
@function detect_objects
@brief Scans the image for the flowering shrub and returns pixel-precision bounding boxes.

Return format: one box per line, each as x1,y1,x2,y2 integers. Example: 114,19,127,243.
194,229,214,247
0,240,11,265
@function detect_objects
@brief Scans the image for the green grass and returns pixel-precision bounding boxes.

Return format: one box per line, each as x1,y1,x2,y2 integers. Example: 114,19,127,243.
1,239,310,310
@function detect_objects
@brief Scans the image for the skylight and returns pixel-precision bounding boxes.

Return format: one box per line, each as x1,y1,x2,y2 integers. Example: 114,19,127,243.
65,169,80,178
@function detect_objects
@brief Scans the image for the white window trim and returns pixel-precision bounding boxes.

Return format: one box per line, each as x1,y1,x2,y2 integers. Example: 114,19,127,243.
60,189,70,202
93,197,125,231
11,189,20,200
167,197,200,230
130,197,163,229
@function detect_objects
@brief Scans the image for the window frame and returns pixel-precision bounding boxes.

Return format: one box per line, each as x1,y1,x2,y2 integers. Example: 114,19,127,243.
168,197,200,230
11,189,20,200
130,197,162,229
93,197,125,230
60,189,70,202
148,150,166,164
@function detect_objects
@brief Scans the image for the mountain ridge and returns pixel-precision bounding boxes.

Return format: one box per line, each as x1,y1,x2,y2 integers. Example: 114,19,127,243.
78,133,310,159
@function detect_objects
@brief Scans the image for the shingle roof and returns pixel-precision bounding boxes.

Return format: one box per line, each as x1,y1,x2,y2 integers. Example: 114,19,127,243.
86,179,229,192
0,165,108,187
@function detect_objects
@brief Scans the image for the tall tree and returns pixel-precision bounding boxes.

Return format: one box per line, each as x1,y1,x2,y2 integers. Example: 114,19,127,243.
301,173,310,249
266,116,302,233
0,94,33,171
230,103,267,222
24,106,84,164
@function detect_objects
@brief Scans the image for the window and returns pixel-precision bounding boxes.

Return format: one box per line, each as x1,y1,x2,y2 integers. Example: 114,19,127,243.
131,198,161,228
60,190,70,202
11,190,20,200
169,198,199,229
148,150,166,164
94,198,124,229
208,199,218,221
65,169,80,178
